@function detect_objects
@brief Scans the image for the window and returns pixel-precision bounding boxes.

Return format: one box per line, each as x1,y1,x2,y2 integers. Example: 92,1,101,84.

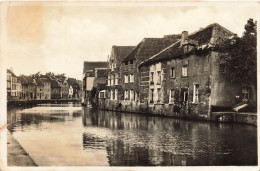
181,88,188,104
113,90,115,100
115,89,118,100
108,75,111,86
150,89,154,103
130,74,134,82
130,90,134,100
110,90,113,100
193,84,199,103
130,59,133,64
150,72,154,84
125,75,128,83
157,71,161,84
100,92,105,98
242,88,249,102
111,75,114,85
169,89,175,103
182,65,188,77
171,67,176,78
125,61,128,65
124,90,129,100
157,88,161,103
115,73,118,85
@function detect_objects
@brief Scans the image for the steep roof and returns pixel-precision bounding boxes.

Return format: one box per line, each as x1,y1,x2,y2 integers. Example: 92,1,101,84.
23,76,35,85
34,79,44,86
139,23,236,67
18,76,28,84
40,75,52,82
110,46,135,63
83,61,108,74
7,69,17,77
122,36,180,62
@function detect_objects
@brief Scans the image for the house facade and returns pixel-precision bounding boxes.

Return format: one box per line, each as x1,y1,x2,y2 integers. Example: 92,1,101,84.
115,36,180,111
82,61,108,104
138,23,256,118
18,76,29,100
7,69,22,100
34,79,44,100
106,46,135,106
39,75,52,100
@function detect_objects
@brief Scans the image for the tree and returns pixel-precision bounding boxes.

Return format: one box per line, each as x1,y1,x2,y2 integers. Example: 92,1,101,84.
217,18,257,89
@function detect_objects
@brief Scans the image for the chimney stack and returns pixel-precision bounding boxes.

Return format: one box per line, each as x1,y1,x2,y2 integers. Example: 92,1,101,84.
181,31,188,46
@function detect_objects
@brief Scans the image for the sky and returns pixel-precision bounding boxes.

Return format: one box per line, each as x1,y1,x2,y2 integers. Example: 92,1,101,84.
1,1,258,80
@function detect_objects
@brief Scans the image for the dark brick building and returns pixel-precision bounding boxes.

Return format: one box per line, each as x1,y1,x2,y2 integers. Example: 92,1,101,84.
138,23,256,118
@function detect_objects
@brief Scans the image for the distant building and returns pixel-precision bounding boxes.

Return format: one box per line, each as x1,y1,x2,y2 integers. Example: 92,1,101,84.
68,85,73,98
7,69,22,100
7,70,12,98
82,61,108,104
67,78,80,98
48,75,61,99
40,75,52,100
23,76,36,100
18,75,29,100
34,79,44,100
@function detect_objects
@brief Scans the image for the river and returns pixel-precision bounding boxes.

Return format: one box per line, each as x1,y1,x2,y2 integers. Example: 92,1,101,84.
7,102,257,166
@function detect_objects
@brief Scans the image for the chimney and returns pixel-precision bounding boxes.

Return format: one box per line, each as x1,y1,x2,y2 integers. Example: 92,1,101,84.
181,31,188,46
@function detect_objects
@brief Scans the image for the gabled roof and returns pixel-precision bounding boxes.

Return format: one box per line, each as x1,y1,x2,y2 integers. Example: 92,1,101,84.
122,36,180,62
18,76,28,84
40,75,52,82
110,46,135,63
34,79,44,86
7,69,17,77
139,23,236,67
83,61,108,74
23,76,35,85
55,75,66,82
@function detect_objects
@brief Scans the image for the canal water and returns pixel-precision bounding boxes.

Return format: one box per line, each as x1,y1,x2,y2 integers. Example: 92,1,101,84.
7,103,257,166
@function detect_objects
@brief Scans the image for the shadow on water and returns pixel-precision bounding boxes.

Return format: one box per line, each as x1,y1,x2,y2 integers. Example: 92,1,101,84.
7,104,257,166
82,108,257,166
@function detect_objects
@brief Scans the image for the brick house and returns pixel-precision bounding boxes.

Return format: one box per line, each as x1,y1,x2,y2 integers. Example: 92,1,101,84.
118,36,180,110
82,61,108,104
138,23,256,118
106,46,135,105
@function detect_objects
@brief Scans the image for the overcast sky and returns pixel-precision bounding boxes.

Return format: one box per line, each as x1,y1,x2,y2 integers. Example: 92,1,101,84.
1,1,258,80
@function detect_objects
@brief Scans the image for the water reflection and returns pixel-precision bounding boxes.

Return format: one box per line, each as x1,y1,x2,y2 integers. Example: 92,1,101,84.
7,104,257,166
82,108,257,166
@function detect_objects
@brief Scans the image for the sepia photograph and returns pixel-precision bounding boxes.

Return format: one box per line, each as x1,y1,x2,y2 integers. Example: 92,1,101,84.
0,1,258,170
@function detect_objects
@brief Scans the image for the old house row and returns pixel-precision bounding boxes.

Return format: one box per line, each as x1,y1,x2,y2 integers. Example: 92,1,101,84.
83,23,256,118
7,69,82,101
